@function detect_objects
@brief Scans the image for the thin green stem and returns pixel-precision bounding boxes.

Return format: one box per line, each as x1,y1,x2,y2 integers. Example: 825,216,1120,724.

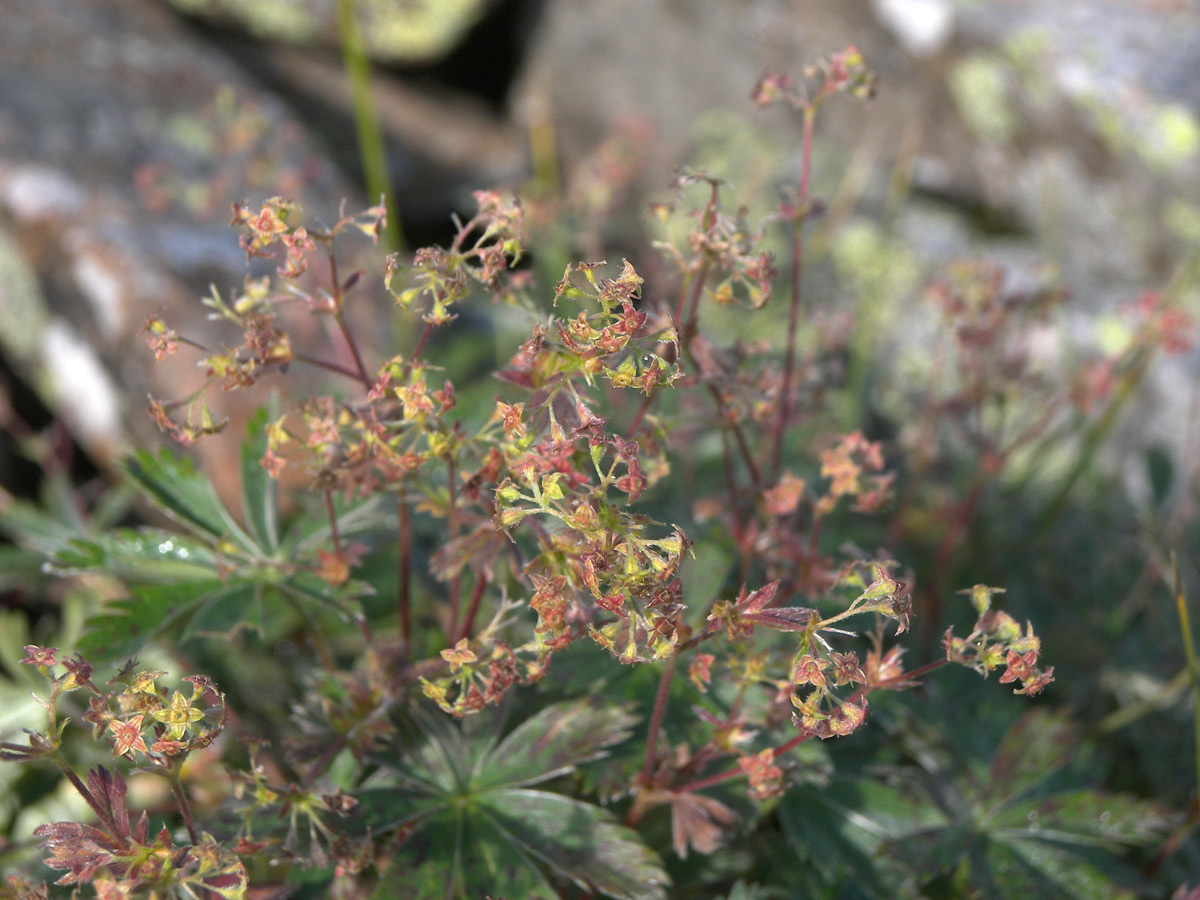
336,0,404,253
1172,552,1200,801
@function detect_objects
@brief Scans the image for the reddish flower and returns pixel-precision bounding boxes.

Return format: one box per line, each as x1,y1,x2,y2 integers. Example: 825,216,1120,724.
20,645,58,667
793,654,828,688
108,715,148,759
738,748,784,800
61,655,96,692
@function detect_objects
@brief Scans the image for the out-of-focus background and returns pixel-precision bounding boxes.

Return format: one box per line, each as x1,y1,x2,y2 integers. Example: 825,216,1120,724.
2,0,1198,501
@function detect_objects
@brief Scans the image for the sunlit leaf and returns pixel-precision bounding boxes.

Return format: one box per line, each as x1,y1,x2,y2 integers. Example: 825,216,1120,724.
478,789,668,900
473,699,638,790
240,407,280,554
48,530,217,582
121,449,258,553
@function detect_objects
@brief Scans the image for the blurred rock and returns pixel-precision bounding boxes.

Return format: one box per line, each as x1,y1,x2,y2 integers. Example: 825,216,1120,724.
2,0,1198,507
0,0,366,498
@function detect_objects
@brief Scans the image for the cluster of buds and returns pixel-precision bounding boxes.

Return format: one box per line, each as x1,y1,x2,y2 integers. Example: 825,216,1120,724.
944,585,1054,696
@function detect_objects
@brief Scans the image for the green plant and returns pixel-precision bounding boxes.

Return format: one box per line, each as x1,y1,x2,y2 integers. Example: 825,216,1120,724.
2,45,1191,899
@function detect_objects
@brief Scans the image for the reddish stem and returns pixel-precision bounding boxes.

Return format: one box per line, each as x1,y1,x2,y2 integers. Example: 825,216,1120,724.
328,248,371,386
398,490,412,650
291,352,371,384
676,657,952,796
323,489,343,557
625,393,654,440
456,574,488,642
771,106,815,482
639,655,678,788
445,456,462,642
407,321,435,369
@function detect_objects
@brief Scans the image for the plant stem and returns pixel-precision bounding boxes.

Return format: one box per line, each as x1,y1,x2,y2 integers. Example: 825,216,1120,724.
398,489,412,650
457,575,488,642
771,106,815,482
625,393,653,440
445,455,462,642
408,321,435,368
336,0,404,253
1033,345,1152,533
676,657,951,796
292,352,372,385
1172,552,1200,801
639,655,678,788
167,770,200,845
323,488,343,557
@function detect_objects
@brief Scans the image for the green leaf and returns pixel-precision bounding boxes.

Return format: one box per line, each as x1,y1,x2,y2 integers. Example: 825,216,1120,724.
49,530,218,582
478,789,668,900
983,838,1138,900
983,709,1079,806
121,449,258,553
76,579,247,661
473,699,638,790
178,583,266,642
0,495,82,555
373,807,559,900
991,791,1172,850
358,700,666,900
779,780,934,897
76,581,209,660
240,407,280,554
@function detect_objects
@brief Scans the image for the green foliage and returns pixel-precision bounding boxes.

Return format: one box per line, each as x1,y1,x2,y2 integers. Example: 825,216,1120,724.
0,43,1195,900
357,701,665,899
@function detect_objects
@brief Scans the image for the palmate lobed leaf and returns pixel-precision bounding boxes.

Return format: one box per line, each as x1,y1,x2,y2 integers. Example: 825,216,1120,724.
49,530,219,582
990,790,1174,850
983,708,1079,806
864,710,1171,899
374,807,559,900
478,789,668,900
979,837,1140,900
121,448,259,554
357,699,667,900
76,579,244,661
471,699,639,791
779,780,936,898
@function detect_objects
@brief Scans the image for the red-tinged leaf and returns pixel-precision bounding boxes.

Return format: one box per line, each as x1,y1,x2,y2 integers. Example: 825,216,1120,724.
33,821,122,885
742,606,815,633
670,791,738,858
87,766,130,840
738,581,780,613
